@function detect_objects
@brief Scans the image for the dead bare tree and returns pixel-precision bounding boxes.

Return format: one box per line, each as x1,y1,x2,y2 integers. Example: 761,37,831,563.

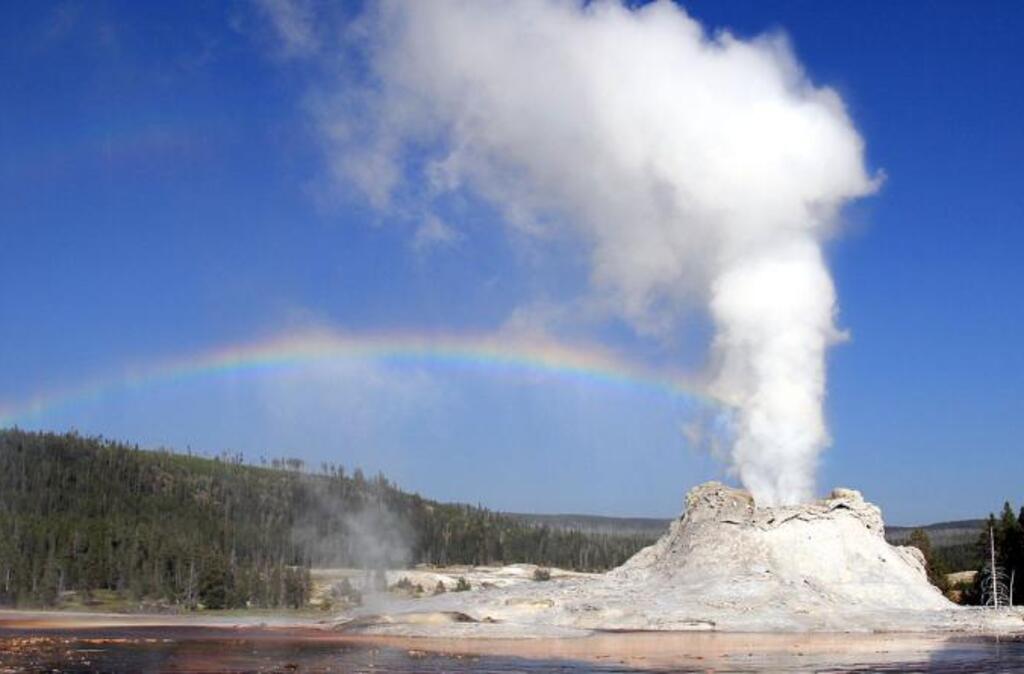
981,526,1010,609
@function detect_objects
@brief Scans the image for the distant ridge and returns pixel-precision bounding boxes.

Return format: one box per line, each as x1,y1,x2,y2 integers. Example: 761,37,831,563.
886,520,985,548
503,513,672,538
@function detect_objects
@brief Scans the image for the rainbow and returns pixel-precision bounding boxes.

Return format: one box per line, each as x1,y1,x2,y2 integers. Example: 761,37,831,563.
0,330,718,426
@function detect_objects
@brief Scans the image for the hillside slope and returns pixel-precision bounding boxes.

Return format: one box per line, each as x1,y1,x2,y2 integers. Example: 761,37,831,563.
0,429,653,608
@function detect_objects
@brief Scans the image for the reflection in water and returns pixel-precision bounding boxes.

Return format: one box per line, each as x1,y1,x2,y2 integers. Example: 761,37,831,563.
3,626,1024,672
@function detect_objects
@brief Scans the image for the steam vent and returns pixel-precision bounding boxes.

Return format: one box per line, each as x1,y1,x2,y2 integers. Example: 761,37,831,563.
340,482,1024,636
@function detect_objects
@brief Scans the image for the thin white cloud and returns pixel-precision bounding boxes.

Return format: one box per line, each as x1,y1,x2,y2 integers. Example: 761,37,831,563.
412,214,460,253
254,0,320,58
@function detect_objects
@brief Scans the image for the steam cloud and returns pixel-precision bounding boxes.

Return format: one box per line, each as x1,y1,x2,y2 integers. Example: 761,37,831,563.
293,473,412,569
326,1,877,504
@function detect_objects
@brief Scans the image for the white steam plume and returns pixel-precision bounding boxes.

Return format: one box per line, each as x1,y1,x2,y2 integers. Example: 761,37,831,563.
327,0,877,504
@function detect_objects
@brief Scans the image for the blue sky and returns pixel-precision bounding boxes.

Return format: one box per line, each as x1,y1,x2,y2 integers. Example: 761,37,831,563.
1,1,1022,523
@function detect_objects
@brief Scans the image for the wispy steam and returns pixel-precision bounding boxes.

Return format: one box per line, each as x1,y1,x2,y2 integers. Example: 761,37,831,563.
308,1,878,504
293,472,413,570
341,505,412,570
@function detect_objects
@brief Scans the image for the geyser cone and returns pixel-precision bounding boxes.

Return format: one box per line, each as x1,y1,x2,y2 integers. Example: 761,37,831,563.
613,482,951,613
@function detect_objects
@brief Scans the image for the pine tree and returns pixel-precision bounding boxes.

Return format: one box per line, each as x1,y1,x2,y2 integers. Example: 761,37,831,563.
908,528,949,592
0,429,656,608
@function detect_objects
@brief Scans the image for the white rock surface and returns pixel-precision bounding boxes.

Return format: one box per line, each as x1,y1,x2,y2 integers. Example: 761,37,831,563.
336,482,1024,636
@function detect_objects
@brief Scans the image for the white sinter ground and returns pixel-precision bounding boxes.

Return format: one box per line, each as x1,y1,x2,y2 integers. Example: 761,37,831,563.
336,482,1024,637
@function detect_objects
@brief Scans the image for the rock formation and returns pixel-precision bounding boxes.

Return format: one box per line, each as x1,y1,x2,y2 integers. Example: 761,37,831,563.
339,482,1024,636
610,482,949,613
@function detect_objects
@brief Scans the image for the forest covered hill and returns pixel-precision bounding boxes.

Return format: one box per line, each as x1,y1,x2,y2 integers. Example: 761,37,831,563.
887,521,985,572
887,521,985,548
504,513,672,537
0,429,654,609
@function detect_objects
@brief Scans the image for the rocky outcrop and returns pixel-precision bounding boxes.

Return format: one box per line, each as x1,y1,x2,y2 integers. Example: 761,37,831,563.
677,482,884,532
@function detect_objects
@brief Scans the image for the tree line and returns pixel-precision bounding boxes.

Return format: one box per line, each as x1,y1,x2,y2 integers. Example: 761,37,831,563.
906,501,1024,604
959,501,1024,606
0,429,655,609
